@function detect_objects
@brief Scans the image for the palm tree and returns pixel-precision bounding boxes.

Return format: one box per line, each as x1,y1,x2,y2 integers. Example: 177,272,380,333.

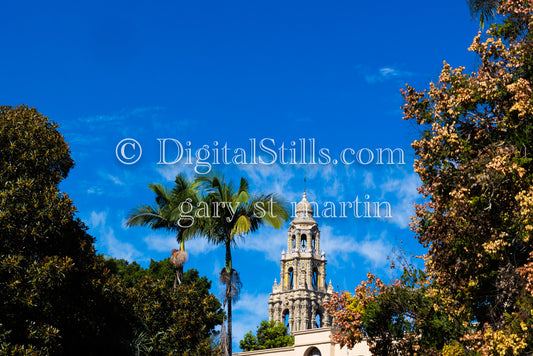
196,174,290,356
126,174,200,288
468,0,500,27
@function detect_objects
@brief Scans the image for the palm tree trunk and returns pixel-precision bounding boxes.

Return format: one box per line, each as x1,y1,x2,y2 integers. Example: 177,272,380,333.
175,265,183,287
226,242,232,356
228,284,232,356
171,239,188,289
177,239,185,285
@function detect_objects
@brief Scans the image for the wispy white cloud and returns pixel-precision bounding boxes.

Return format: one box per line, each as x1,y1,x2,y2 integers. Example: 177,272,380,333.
212,259,222,278
76,106,164,125
90,211,107,227
363,171,376,189
89,211,143,261
156,161,197,181
238,163,298,200
106,174,125,186
87,186,104,195
320,224,392,269
84,169,155,197
233,292,271,316
62,107,167,148
143,233,218,255
143,233,179,252
379,172,421,229
239,222,393,270
177,236,219,254
363,66,413,84
240,227,288,262
380,67,402,78
232,292,271,348
102,228,142,261
355,233,394,268
238,162,350,208
79,113,125,124
63,132,105,145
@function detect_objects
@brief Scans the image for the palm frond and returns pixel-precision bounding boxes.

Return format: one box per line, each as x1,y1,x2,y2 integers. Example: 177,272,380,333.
235,190,250,205
171,173,191,193
126,205,172,230
231,215,251,237
148,183,172,207
237,177,249,195
468,0,499,26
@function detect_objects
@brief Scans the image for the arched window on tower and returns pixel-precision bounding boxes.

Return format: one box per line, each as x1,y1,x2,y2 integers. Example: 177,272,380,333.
311,235,316,249
314,311,322,328
301,234,307,248
288,267,294,290
283,309,290,332
292,235,296,248
312,267,319,290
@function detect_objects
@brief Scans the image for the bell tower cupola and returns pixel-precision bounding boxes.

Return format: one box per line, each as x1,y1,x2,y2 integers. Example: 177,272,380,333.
268,191,333,332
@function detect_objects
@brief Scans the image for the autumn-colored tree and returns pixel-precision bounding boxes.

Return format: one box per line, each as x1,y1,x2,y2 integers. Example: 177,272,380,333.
402,0,533,352
239,320,294,351
324,265,461,355
325,1,533,354
0,106,135,354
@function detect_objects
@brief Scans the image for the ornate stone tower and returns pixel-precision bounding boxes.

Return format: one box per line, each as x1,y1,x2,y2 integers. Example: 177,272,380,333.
268,191,333,332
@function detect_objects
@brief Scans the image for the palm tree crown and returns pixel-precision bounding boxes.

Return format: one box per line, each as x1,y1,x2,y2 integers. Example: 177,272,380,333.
126,174,201,286
196,173,290,355
468,0,500,27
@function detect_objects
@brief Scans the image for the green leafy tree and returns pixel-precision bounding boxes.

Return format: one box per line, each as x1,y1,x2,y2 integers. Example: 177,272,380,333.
0,105,226,355
103,257,146,287
104,257,225,355
196,173,290,356
0,105,135,354
104,256,216,295
128,270,224,355
239,320,294,351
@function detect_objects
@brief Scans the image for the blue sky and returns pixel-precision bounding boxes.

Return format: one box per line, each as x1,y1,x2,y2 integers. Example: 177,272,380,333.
2,0,481,350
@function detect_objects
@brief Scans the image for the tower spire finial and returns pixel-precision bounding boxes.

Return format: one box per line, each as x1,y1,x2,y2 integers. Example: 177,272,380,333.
303,176,307,199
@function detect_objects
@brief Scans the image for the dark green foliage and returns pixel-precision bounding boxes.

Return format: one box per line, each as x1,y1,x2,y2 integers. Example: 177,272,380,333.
0,105,136,355
130,274,223,355
0,106,224,355
104,257,214,294
103,257,146,288
104,257,225,355
239,320,294,351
